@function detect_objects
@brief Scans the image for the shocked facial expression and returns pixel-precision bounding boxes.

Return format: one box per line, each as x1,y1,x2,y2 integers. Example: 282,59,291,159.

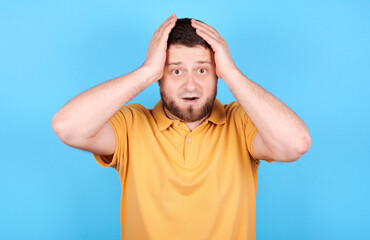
159,44,218,122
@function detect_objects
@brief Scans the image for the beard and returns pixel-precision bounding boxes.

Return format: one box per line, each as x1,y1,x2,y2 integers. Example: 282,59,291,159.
160,87,217,122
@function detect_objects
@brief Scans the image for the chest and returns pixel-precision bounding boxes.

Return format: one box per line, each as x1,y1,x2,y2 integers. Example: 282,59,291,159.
126,121,251,170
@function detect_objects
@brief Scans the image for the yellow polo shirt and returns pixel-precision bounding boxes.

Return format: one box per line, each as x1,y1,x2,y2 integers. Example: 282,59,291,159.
93,99,274,240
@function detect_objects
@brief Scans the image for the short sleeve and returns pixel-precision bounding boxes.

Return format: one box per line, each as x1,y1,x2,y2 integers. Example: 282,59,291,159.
235,102,274,164
93,105,133,172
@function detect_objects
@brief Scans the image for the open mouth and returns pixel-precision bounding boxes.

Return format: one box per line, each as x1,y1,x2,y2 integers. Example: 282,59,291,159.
182,97,199,103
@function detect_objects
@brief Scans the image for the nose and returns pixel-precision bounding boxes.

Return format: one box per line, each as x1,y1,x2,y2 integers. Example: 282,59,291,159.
184,74,197,91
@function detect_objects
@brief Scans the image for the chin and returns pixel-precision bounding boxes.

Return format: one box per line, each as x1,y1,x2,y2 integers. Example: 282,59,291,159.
173,99,213,122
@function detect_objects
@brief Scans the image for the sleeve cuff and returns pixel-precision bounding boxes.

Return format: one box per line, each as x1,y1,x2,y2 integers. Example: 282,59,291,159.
92,119,119,169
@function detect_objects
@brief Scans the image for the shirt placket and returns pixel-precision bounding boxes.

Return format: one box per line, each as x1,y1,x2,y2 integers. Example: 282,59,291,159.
172,121,199,168
184,132,198,168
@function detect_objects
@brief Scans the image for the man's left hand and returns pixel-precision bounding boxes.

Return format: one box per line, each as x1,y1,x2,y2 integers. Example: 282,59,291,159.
191,19,239,80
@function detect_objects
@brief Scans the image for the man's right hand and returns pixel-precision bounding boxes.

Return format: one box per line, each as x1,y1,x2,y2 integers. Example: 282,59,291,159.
52,14,178,158
142,13,177,82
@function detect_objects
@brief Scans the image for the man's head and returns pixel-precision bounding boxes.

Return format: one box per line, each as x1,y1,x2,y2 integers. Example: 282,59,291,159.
159,18,218,123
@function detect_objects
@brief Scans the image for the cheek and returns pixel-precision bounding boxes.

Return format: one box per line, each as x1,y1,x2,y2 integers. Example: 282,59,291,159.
164,82,178,92
161,81,180,97
201,79,217,92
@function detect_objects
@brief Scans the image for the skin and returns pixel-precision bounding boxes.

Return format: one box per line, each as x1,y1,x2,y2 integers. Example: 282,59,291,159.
158,44,218,131
190,18,311,162
51,14,179,156
52,13,311,162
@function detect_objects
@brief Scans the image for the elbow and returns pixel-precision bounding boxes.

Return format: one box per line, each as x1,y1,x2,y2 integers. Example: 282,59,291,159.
52,113,77,144
52,113,94,148
267,131,311,163
52,113,68,142
274,134,311,162
52,113,61,135
297,134,311,155
287,134,311,162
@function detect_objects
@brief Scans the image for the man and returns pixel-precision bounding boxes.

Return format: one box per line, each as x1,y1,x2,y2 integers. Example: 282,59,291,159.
52,13,311,240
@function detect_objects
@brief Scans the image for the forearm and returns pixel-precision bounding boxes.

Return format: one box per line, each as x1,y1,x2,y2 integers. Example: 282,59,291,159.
223,69,311,155
52,65,157,140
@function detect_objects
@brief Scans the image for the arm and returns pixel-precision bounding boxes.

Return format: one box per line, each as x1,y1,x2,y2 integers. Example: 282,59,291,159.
222,70,311,162
52,14,178,155
191,19,311,162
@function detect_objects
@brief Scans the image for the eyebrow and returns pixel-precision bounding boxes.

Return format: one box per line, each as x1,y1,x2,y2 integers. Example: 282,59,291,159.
167,60,212,66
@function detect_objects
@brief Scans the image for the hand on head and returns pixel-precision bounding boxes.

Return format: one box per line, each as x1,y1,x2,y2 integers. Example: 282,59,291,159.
142,14,177,82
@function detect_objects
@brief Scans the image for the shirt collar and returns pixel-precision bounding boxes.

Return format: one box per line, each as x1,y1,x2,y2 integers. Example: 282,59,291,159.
152,98,226,131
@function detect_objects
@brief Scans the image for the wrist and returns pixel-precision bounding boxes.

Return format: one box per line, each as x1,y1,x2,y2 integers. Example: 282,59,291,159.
138,64,162,84
220,66,242,83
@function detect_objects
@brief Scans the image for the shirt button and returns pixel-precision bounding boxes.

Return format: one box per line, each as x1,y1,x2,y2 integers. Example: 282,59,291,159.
187,138,192,143
174,122,179,127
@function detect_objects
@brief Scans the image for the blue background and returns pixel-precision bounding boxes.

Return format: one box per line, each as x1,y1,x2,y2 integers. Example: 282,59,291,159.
1,0,369,239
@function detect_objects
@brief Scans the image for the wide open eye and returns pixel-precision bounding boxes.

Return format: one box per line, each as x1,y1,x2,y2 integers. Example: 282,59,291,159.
172,69,182,75
198,68,207,74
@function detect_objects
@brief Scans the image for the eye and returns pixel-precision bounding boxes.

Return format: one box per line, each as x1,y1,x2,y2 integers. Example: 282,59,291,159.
198,68,207,74
172,69,182,75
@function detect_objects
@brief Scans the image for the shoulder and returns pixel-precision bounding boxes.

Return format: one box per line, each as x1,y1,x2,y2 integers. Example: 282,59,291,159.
119,103,151,116
224,101,241,111
223,101,247,119
113,103,153,123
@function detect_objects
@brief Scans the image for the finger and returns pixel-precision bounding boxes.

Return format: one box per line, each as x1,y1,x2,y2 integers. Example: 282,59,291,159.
159,14,176,29
161,14,177,33
192,19,218,35
156,14,177,35
194,28,220,51
155,14,177,39
158,18,177,43
153,20,175,41
150,16,176,50
191,22,219,41
192,23,219,40
191,19,220,38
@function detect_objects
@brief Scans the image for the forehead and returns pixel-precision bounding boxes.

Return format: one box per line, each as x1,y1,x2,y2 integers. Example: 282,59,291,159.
166,44,214,66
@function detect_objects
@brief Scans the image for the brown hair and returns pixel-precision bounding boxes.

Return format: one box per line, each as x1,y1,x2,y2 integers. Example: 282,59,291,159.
167,18,211,49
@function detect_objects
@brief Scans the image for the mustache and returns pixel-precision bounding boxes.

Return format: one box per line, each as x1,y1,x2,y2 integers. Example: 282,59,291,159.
178,89,202,98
